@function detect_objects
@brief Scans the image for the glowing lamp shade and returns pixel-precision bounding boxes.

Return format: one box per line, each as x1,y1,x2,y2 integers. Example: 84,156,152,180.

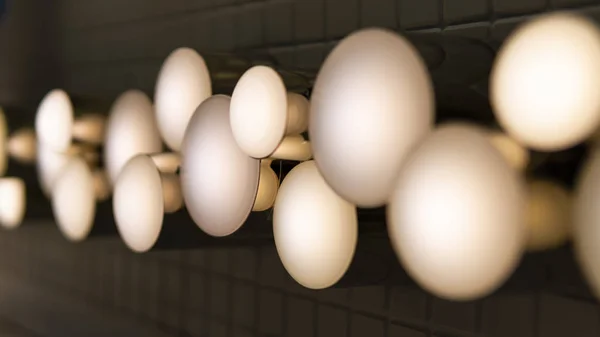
154,48,212,151
51,157,97,242
114,155,169,253
0,108,7,175
574,148,600,298
387,123,526,301
35,89,74,152
104,90,163,186
525,180,571,252
0,177,26,229
310,28,434,208
273,161,357,289
180,95,260,237
491,12,600,151
230,66,309,158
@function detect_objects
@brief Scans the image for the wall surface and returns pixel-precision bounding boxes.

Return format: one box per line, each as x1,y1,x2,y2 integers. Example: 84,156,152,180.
2,0,600,336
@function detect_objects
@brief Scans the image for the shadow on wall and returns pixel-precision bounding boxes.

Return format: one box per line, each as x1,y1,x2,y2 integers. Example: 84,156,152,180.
0,0,61,114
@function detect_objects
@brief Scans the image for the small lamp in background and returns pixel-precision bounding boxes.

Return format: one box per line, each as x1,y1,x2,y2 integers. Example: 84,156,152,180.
0,107,36,176
154,47,212,152
51,157,110,242
103,90,163,187
35,89,105,153
0,177,26,229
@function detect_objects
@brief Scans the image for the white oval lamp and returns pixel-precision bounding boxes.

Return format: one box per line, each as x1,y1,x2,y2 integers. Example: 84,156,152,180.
154,48,212,151
273,160,357,289
37,143,98,197
35,89,105,152
113,152,183,253
230,65,310,160
525,179,571,252
309,28,434,208
253,160,279,212
104,90,163,186
387,123,526,301
491,12,600,151
0,177,26,229
180,95,260,237
52,157,110,242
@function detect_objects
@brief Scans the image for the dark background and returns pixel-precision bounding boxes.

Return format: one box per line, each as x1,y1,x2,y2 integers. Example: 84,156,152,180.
1,0,600,336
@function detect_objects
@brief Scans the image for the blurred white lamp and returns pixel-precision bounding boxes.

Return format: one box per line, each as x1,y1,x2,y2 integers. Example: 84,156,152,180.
309,28,434,208
181,95,281,237
103,90,163,186
0,177,26,229
525,179,571,252
230,66,311,160
387,123,526,301
154,47,212,151
491,12,600,151
52,157,110,242
273,160,357,289
574,147,600,299
0,108,37,176
253,160,279,212
35,89,105,152
113,152,183,252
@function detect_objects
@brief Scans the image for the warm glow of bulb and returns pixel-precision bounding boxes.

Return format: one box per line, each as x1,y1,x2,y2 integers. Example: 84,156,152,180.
104,90,163,186
0,107,7,176
491,12,600,151
574,148,600,299
253,161,279,212
35,89,74,152
387,123,526,301
273,161,358,289
7,128,37,164
180,95,260,237
0,177,26,229
309,28,434,207
487,131,529,171
525,180,571,252
113,155,165,253
52,157,96,242
154,48,212,151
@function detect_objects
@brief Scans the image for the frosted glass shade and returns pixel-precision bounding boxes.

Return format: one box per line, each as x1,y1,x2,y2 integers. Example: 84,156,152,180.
309,28,434,207
0,177,26,229
387,123,526,301
35,89,73,152
180,95,260,237
52,157,96,242
491,12,600,151
113,155,166,253
230,65,309,158
154,48,212,151
37,144,73,196
273,161,357,289
104,90,163,186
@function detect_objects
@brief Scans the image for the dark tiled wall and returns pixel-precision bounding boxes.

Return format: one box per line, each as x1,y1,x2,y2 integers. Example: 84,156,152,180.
2,0,600,336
